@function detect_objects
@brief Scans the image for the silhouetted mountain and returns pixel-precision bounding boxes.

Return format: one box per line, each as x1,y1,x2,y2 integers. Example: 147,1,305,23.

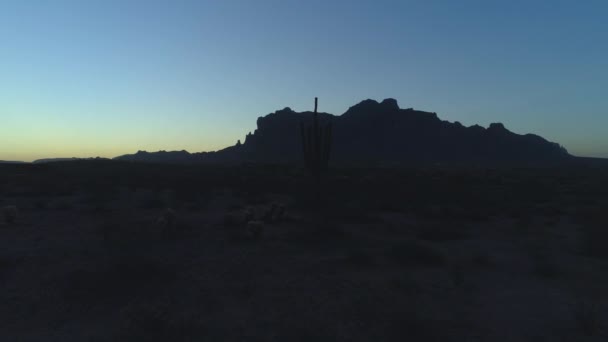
33,157,109,164
113,151,191,163
115,99,571,165
0,160,27,164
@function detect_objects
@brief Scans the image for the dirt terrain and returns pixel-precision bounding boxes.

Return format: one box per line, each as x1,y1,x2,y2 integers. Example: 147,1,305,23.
0,161,607,341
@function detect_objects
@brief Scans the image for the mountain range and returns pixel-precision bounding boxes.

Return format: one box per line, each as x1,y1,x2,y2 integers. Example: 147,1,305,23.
115,98,571,165
0,99,571,165
0,158,108,164
0,160,27,164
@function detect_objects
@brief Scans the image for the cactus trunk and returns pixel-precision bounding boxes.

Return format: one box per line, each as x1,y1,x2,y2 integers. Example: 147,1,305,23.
301,97,333,201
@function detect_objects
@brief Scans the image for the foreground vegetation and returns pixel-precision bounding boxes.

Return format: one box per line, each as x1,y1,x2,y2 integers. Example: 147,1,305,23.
0,160,607,341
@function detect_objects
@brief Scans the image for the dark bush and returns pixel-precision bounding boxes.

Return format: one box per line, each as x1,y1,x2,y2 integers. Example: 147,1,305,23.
387,240,446,267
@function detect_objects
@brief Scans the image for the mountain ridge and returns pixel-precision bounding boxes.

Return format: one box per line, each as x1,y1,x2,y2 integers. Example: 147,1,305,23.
114,98,570,165
0,160,27,164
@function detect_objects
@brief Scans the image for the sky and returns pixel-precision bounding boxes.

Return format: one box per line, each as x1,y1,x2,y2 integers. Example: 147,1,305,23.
1,0,607,161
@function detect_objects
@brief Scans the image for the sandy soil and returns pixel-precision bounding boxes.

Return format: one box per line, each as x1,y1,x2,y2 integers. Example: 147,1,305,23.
0,165,607,341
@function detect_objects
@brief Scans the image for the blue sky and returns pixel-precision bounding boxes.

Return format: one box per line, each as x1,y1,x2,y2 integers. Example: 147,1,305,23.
1,0,606,161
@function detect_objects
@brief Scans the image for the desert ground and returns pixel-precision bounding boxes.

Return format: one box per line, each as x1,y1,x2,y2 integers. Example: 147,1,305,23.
0,160,607,341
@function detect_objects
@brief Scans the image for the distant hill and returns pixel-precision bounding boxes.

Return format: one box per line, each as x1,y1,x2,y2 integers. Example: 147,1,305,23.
0,160,27,164
33,158,80,164
33,157,109,164
112,151,192,163
114,98,571,165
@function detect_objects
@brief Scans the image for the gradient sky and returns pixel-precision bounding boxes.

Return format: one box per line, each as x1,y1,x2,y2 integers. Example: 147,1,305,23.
1,0,607,161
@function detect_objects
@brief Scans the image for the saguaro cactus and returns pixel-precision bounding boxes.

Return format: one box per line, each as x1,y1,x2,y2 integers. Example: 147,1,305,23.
300,97,332,184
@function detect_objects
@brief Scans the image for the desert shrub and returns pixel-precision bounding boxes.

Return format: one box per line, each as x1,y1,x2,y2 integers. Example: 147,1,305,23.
315,220,349,240
345,248,375,267
99,220,120,243
33,199,47,210
141,197,166,209
98,215,164,247
271,203,286,222
350,297,459,342
532,256,561,279
448,262,465,288
119,301,198,342
387,240,446,267
0,256,18,280
544,205,566,217
156,208,178,239
514,215,534,233
246,220,264,239
325,200,382,224
133,189,168,209
544,218,558,226
97,217,150,247
457,209,492,222
159,189,177,208
174,186,200,204
64,257,177,303
254,202,287,224
223,211,245,228
471,252,494,268
227,203,244,211
416,224,469,242
582,224,608,258
571,299,602,336
1,205,17,224
375,196,403,212
49,197,74,210
243,206,255,222
285,219,349,245
79,191,113,213
389,274,421,294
